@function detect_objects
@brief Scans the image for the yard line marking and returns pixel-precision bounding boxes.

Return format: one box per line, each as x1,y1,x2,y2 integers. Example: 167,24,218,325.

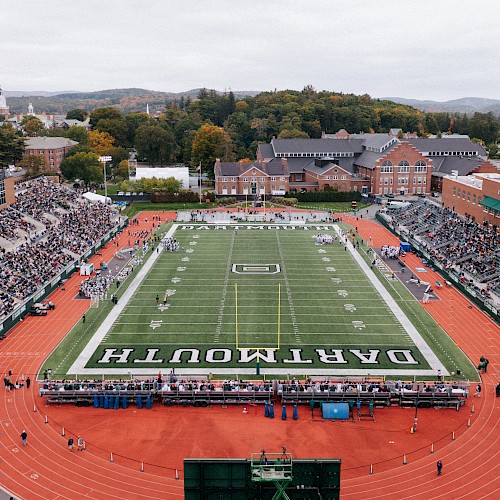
276,232,301,344
214,230,236,343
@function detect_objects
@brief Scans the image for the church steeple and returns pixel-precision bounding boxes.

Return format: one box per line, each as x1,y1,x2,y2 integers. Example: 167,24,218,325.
0,85,9,118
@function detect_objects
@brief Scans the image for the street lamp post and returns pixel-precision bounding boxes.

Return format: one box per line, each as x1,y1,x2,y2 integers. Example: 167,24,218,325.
99,155,112,204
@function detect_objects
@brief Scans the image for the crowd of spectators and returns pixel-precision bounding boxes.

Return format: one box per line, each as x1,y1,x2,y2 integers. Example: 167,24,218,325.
0,178,118,304
386,200,500,298
0,207,37,242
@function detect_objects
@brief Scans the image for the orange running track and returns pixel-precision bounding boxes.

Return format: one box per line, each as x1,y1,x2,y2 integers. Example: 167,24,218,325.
0,211,498,499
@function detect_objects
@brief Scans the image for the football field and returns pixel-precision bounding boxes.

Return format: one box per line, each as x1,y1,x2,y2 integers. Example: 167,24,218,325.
62,222,470,377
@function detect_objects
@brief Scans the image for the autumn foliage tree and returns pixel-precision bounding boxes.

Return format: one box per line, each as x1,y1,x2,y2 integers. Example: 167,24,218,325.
88,130,115,155
190,124,234,178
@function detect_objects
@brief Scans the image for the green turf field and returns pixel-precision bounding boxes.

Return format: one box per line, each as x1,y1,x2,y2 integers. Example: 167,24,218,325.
56,223,477,378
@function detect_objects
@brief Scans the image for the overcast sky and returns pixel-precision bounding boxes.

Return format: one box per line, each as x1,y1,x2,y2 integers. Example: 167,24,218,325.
2,0,499,101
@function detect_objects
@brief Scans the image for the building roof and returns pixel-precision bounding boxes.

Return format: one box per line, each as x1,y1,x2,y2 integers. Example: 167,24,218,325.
353,144,398,169
25,137,78,150
432,156,488,176
271,138,364,155
349,133,398,151
257,143,275,161
407,138,486,156
217,161,288,177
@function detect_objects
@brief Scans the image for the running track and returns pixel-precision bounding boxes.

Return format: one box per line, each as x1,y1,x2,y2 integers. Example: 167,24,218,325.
0,211,498,499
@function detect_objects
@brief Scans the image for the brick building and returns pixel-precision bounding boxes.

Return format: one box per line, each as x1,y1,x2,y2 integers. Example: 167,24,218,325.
214,132,493,197
0,170,15,209
442,170,500,228
24,137,78,172
214,159,289,197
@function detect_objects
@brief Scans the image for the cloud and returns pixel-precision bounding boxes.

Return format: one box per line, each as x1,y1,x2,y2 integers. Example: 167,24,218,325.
1,0,499,100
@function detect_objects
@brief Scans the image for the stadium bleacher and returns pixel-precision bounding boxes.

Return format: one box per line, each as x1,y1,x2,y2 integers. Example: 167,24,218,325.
0,178,118,303
382,199,500,306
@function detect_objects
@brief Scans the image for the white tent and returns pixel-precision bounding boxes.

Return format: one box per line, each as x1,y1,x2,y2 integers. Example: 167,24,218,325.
82,192,112,205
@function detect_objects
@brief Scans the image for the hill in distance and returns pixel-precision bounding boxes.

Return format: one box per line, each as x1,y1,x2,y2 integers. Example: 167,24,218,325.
5,88,260,114
380,96,500,116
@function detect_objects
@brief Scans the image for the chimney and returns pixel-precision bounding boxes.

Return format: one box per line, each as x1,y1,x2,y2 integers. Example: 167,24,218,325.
215,158,221,168
281,158,288,168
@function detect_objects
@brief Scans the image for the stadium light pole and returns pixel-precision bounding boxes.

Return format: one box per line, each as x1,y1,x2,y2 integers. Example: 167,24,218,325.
99,156,112,204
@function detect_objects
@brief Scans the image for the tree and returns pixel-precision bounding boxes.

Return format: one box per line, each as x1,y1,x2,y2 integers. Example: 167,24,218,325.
21,116,45,137
125,112,150,146
88,130,115,154
17,155,46,176
190,124,234,178
89,107,122,127
66,109,87,121
66,125,88,145
102,146,129,166
0,124,25,167
277,128,309,139
60,152,102,186
115,159,130,180
135,125,175,165
94,118,128,147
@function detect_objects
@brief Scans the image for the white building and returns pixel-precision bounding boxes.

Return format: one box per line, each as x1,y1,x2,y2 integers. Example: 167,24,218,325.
133,166,189,189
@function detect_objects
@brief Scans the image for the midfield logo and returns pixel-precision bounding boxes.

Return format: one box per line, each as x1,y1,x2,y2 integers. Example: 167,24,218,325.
232,264,281,275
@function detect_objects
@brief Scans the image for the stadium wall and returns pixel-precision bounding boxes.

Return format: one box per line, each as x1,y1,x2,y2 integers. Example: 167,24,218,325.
375,213,500,324
0,218,129,339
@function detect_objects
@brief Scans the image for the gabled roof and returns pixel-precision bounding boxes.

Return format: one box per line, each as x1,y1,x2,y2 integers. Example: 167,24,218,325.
349,133,398,151
217,161,288,177
408,138,486,156
25,137,78,149
431,156,488,176
256,143,274,161
271,138,364,155
303,162,352,176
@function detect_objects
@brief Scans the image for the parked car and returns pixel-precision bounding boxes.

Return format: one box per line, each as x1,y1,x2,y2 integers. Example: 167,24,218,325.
33,301,55,310
30,307,47,316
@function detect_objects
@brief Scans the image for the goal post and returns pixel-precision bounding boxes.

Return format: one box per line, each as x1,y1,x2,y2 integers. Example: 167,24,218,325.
235,283,281,374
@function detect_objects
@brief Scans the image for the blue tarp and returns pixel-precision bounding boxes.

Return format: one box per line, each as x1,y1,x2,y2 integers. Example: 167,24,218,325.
137,394,143,409
122,394,128,409
103,394,109,409
264,401,269,417
146,394,152,409
269,404,275,419
293,405,298,420
93,394,99,408
281,405,287,420
321,402,350,420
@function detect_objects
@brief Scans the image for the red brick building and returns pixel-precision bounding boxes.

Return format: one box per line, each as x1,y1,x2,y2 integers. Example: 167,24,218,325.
214,133,490,196
442,169,500,228
356,141,432,196
0,172,15,209
214,159,289,197
24,137,78,172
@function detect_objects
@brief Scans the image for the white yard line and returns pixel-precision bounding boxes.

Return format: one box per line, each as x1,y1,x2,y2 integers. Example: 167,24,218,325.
68,223,448,376
332,225,448,375
67,224,178,374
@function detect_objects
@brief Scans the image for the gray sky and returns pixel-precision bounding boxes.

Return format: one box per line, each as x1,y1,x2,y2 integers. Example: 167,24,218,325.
2,0,499,100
